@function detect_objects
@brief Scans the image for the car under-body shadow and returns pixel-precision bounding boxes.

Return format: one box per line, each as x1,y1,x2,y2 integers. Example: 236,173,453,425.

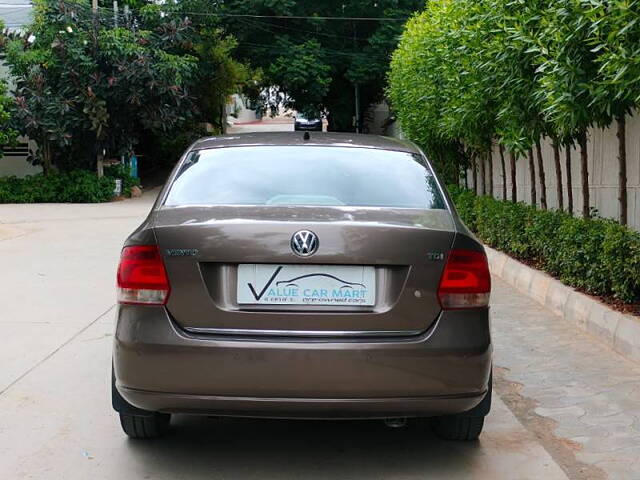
123,416,485,478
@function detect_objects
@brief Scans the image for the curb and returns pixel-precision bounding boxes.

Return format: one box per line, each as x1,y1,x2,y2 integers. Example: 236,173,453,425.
486,246,640,364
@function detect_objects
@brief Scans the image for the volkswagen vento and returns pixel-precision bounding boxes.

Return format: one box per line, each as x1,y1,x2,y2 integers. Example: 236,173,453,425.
112,132,492,441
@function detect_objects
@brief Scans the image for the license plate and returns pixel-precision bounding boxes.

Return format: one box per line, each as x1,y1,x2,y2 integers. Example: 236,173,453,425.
237,264,376,306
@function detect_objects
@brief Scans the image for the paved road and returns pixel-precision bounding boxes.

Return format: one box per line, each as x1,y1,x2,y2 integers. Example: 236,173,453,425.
0,194,566,480
228,120,295,133
2,195,638,479
227,118,327,134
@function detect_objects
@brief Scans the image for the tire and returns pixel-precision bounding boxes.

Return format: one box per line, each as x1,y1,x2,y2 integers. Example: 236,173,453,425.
431,372,491,441
119,412,171,439
112,364,171,439
432,415,485,441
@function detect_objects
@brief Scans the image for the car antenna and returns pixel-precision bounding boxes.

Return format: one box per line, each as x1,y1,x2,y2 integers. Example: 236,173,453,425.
303,131,311,141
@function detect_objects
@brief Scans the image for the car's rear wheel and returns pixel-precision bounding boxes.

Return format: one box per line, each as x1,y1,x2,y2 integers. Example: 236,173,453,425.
431,415,485,441
112,365,171,439
119,412,171,439
431,372,491,441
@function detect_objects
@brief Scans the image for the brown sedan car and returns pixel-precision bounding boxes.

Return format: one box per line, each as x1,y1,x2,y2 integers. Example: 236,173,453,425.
112,132,492,441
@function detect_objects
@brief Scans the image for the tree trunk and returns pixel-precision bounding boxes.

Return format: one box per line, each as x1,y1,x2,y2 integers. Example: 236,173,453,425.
97,154,104,178
528,148,537,206
487,149,494,198
499,144,507,201
220,94,227,134
509,151,517,203
42,140,52,176
479,152,486,195
472,153,478,194
616,115,627,225
578,131,590,219
552,141,563,211
535,138,547,209
463,168,468,189
565,145,573,215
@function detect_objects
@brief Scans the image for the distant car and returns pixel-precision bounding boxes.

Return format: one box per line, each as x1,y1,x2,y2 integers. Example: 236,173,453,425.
112,132,492,441
294,114,323,131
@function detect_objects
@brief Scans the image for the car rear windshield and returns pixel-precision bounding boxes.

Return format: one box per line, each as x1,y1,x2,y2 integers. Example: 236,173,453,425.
164,146,447,209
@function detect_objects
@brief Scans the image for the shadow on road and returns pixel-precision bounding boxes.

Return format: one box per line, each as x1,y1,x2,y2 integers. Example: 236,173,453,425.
125,416,482,478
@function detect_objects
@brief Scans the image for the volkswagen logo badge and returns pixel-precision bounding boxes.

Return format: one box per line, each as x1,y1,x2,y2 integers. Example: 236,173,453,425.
291,230,319,257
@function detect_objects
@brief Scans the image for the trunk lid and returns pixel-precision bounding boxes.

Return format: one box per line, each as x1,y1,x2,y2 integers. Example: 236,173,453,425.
153,205,455,336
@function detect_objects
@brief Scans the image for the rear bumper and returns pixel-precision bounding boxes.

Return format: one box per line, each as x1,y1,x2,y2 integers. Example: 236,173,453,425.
118,388,485,419
113,306,491,418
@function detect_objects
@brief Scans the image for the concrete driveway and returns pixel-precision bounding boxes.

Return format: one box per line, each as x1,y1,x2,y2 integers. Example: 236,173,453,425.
0,192,569,479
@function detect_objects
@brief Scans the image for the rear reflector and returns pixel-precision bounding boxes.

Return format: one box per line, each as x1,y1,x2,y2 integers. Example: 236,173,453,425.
117,245,170,305
437,249,491,309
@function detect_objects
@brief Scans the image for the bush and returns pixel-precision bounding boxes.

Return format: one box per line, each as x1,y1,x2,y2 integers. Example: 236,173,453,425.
449,187,640,304
0,170,116,203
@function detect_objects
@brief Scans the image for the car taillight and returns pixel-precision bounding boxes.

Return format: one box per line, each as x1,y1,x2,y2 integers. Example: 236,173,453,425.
117,245,170,305
437,249,491,309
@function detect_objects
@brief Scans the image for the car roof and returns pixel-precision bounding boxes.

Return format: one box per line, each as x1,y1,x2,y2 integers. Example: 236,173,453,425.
190,132,421,154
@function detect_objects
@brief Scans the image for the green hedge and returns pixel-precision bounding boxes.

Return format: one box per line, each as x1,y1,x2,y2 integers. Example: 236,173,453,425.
0,170,117,203
449,186,640,304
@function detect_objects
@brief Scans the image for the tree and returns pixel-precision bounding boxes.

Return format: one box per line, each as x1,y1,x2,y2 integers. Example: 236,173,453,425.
585,0,640,225
267,38,332,113
527,148,537,205
498,144,506,201
0,18,17,153
472,153,478,194
3,1,198,172
533,1,604,218
487,149,494,196
166,0,252,133
565,144,574,214
535,138,547,209
388,1,467,183
509,152,517,202
0,78,18,160
389,0,501,183
219,0,423,131
496,0,560,210
390,0,640,225
389,0,555,191
3,0,246,173
552,139,563,211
